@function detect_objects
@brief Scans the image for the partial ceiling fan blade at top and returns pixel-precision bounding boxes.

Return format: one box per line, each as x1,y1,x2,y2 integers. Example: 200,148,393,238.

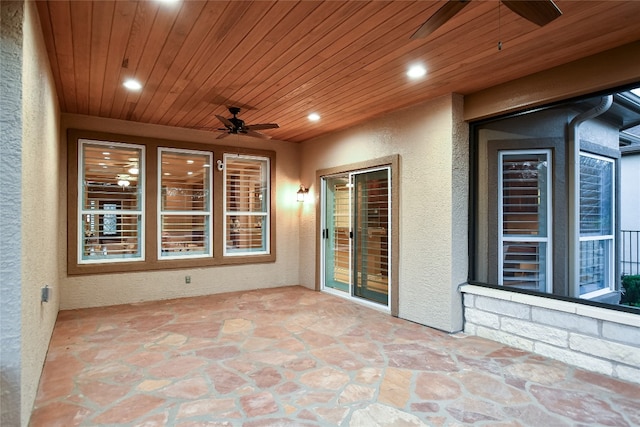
410,0,470,39
246,130,271,140
501,0,562,26
246,123,279,131
215,115,234,129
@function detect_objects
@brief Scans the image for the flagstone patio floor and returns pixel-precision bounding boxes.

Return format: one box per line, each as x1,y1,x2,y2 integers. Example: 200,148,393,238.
30,286,640,426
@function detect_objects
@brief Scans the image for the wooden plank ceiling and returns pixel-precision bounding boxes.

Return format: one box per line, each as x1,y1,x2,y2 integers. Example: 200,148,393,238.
36,0,640,143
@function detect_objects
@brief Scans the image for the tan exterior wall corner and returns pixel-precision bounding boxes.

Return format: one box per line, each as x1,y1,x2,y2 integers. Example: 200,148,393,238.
300,94,469,332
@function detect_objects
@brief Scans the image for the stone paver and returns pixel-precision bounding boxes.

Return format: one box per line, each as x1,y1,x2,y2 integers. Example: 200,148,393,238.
30,286,640,426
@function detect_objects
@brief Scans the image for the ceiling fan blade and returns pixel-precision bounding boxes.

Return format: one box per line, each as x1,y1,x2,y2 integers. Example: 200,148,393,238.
501,0,562,26
246,130,271,140
216,132,230,139
410,0,470,40
215,114,234,129
246,123,279,131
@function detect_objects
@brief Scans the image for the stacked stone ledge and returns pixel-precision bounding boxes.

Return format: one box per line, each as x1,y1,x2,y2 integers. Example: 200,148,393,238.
461,290,640,385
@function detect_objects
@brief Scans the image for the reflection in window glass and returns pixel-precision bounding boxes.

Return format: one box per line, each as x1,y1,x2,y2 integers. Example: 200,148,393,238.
103,203,117,235
472,90,633,308
159,149,212,258
224,155,269,255
499,151,551,292
579,153,614,296
79,140,144,263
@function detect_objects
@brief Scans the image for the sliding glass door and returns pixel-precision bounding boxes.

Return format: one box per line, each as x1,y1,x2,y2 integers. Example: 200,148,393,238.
352,169,389,304
322,175,350,293
321,167,391,307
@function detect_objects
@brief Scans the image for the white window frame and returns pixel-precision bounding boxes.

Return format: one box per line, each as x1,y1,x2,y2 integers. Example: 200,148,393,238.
578,152,616,299
223,153,270,256
498,149,553,293
157,147,213,260
78,139,145,264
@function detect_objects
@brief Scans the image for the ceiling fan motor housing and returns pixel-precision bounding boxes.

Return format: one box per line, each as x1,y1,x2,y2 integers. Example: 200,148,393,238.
229,118,245,132
228,107,245,132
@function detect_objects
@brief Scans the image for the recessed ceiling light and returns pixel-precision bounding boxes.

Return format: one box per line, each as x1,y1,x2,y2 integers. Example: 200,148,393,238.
308,113,320,122
407,65,427,79
123,79,142,91
186,160,194,164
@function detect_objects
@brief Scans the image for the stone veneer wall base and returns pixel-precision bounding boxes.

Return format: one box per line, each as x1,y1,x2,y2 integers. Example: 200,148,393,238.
460,285,640,385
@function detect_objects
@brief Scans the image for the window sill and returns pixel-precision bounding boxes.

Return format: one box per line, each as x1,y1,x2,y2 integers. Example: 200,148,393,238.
68,253,276,275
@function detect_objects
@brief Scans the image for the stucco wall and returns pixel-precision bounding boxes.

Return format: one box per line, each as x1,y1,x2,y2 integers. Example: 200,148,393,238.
299,94,468,332
0,1,61,425
20,1,62,423
59,114,302,309
1,2,25,425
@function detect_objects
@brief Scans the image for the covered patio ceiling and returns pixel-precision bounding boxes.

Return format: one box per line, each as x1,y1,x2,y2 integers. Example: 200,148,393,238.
35,0,640,143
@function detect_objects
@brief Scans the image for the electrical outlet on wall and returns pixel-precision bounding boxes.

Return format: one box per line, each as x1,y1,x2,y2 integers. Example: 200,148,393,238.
41,285,49,303
185,276,191,284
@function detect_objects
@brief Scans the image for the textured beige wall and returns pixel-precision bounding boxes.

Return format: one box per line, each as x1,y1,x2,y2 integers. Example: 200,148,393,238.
0,2,24,425
299,94,468,332
59,114,302,309
20,1,61,424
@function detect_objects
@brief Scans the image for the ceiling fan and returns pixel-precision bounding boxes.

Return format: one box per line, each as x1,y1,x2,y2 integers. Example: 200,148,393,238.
215,107,279,140
411,0,562,40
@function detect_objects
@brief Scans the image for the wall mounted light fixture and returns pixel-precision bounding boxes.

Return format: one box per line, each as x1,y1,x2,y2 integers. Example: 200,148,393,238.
297,185,309,202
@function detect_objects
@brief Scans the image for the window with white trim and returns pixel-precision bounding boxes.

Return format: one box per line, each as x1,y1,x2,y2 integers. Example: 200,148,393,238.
498,150,552,293
579,153,615,297
224,154,270,255
158,148,212,259
69,130,275,275
79,140,144,263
